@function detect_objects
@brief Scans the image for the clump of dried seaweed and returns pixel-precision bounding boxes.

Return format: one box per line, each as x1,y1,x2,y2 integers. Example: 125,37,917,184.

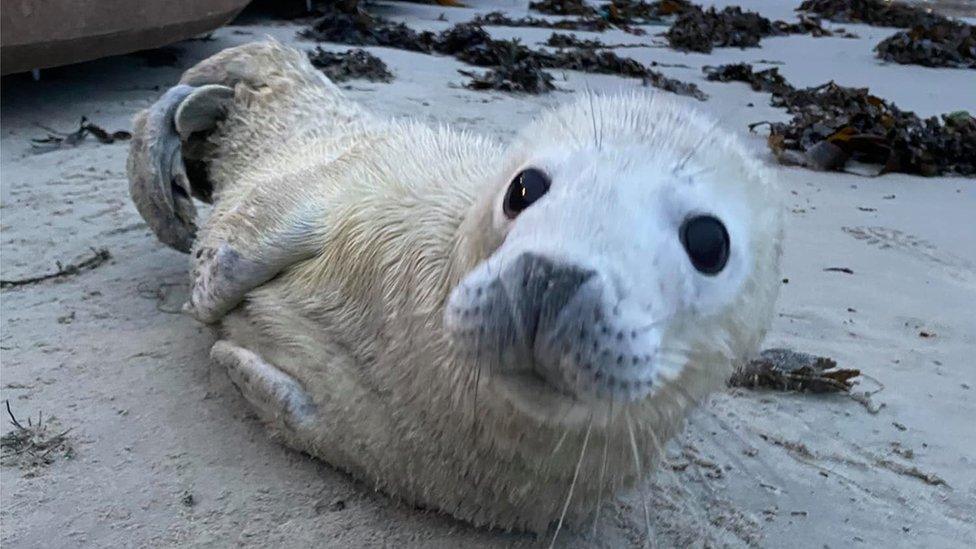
730,349,861,393
31,117,131,153
532,0,696,23
798,0,973,69
875,19,975,69
530,0,596,16
1,401,74,471
471,11,618,34
703,62,793,94
797,0,945,27
547,48,649,78
666,5,776,52
666,4,848,53
435,23,704,97
545,33,607,49
601,0,695,23
461,62,557,93
308,48,394,82
544,32,647,49
444,25,705,97
704,63,976,176
299,2,436,52
436,23,537,67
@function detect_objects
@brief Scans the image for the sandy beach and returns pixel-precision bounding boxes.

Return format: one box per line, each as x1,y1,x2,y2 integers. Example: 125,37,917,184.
1,1,974,546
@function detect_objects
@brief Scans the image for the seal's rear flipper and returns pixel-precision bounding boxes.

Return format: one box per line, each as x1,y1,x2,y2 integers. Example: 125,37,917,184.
127,84,233,253
211,340,318,438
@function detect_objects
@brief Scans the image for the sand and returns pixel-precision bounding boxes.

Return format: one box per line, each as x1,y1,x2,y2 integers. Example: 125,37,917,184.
1,1,974,547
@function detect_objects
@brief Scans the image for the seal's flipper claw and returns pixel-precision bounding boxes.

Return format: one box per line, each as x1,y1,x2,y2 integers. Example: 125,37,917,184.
128,85,198,253
211,340,318,437
185,243,281,324
127,84,233,253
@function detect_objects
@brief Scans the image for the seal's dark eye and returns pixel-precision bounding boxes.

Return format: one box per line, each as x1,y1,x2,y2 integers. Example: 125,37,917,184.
504,168,550,219
680,215,730,275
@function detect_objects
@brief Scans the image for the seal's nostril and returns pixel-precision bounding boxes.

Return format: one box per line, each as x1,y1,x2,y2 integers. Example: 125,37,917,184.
506,252,596,348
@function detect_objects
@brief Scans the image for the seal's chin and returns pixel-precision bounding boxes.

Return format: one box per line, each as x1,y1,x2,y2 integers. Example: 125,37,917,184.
490,366,605,424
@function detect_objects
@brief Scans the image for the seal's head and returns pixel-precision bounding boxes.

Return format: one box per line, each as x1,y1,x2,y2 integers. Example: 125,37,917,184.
447,93,782,420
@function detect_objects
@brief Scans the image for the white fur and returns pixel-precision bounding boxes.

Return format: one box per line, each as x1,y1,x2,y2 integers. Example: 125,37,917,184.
129,41,784,533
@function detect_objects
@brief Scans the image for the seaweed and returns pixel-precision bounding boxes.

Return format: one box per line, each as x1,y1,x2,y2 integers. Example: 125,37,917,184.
471,11,619,34
704,63,976,176
799,0,973,69
0,248,112,289
601,0,696,23
530,0,596,16
301,6,703,99
532,0,696,22
797,0,946,27
1,401,74,472
703,63,793,95
666,5,849,53
545,33,608,49
730,349,861,393
299,2,436,52
544,33,646,49
435,23,537,67
31,117,131,153
875,19,975,69
460,62,557,93
308,48,394,82
435,23,703,98
666,6,776,52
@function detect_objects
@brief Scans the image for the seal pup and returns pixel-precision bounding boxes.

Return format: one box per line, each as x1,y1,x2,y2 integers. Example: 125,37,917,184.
128,41,783,534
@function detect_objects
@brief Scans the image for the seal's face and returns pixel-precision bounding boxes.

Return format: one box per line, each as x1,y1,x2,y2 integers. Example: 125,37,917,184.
447,94,781,416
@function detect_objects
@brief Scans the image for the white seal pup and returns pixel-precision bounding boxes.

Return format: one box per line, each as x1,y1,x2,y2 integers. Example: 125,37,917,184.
128,41,783,534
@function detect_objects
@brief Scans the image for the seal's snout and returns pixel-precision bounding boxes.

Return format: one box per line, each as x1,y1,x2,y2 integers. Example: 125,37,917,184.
448,249,671,403
503,253,595,350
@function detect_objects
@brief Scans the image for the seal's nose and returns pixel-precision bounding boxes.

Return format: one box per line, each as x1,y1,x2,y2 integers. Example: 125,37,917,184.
503,253,595,349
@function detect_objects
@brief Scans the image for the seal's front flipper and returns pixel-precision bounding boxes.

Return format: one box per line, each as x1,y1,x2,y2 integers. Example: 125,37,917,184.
128,41,350,323
127,84,233,253
211,340,318,437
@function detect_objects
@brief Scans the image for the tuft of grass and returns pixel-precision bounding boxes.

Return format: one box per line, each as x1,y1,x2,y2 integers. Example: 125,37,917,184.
0,400,74,472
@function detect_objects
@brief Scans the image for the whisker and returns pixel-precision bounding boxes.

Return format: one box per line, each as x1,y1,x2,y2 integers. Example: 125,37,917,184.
592,399,614,537
555,110,585,150
626,410,653,548
550,416,594,549
673,118,723,175
550,426,571,458
645,410,710,541
585,88,601,152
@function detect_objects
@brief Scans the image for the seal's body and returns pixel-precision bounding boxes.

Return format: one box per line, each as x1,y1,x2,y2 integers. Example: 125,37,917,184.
128,41,783,532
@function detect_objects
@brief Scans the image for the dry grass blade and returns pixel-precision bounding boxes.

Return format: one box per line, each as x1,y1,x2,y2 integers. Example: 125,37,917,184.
1,401,74,470
1,248,111,289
